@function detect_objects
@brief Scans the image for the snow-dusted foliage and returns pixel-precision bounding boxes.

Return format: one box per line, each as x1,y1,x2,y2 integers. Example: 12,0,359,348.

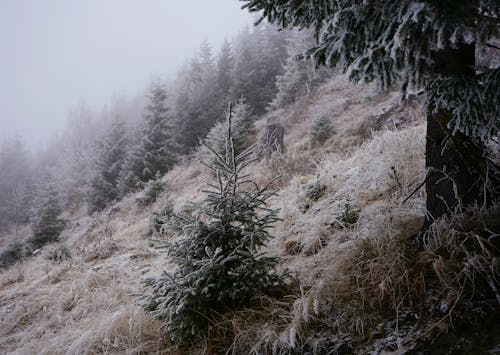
29,178,64,249
87,119,128,213
241,0,499,140
428,68,500,141
243,0,498,88
272,30,332,108
143,114,284,344
204,98,254,158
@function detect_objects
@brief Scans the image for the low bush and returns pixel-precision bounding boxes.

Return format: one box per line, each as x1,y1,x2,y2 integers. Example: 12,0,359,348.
0,240,24,269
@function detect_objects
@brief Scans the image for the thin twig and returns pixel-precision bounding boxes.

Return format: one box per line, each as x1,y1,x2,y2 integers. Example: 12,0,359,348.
402,176,428,204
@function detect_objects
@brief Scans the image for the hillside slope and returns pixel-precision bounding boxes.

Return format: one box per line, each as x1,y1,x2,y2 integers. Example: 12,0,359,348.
1,77,498,354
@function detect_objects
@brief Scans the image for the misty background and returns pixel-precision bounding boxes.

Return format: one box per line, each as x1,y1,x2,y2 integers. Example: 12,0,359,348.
0,0,253,147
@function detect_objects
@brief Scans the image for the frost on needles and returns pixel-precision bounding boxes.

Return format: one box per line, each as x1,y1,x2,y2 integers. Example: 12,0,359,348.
143,104,286,344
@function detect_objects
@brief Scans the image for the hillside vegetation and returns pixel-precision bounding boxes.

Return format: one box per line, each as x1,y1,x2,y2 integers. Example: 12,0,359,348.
1,76,499,354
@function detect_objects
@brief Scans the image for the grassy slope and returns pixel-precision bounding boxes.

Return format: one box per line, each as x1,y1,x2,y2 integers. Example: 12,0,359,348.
0,76,447,354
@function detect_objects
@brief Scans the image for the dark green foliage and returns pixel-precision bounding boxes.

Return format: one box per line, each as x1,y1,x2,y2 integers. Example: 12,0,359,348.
29,183,64,249
332,196,360,229
143,108,285,344
311,115,334,145
305,179,327,201
241,1,498,87
0,240,24,269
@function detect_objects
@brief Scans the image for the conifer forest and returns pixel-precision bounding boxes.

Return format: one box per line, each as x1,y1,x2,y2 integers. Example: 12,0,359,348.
0,1,499,354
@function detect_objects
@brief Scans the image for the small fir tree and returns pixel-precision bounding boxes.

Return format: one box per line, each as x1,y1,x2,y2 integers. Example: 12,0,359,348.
29,181,64,249
143,104,285,344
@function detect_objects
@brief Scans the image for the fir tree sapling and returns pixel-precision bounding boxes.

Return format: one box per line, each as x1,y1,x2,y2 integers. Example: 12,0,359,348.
143,104,286,344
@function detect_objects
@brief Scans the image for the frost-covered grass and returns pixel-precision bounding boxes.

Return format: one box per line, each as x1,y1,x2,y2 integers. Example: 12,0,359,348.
8,76,490,354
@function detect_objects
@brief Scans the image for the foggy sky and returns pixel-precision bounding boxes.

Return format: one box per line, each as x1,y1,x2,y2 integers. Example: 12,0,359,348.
0,0,253,148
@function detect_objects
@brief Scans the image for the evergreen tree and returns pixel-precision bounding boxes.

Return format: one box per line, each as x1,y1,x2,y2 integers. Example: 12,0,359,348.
143,106,285,344
216,39,235,102
177,41,221,150
140,79,178,181
272,30,333,108
204,97,254,159
117,79,178,195
58,103,99,209
0,136,33,235
29,179,64,249
241,0,500,223
231,25,289,114
87,118,128,213
311,114,334,145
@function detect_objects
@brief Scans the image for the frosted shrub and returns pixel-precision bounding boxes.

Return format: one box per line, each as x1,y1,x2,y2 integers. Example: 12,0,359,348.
136,174,164,207
44,244,71,262
0,240,24,269
143,107,285,344
332,196,360,229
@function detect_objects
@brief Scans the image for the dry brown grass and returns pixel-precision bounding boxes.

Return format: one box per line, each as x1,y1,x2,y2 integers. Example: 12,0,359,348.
0,74,460,354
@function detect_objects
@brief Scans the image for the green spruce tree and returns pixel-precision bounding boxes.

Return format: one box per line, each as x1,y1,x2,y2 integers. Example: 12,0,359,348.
143,104,285,344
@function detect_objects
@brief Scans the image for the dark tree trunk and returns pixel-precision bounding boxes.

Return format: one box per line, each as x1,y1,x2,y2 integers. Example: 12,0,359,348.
425,43,491,225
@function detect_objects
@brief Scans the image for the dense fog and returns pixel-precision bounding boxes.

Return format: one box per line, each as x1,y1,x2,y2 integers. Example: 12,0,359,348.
0,0,253,146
